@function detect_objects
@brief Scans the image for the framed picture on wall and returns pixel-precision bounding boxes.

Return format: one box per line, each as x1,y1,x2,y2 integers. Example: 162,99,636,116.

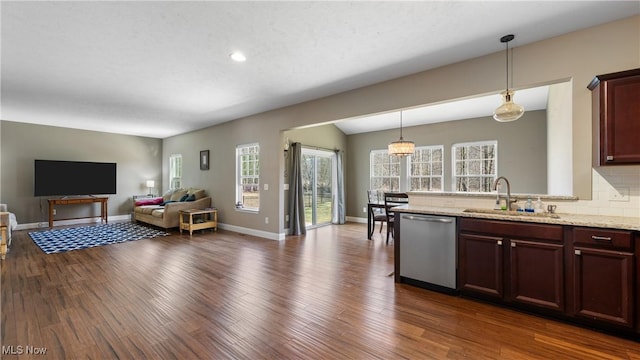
200,150,209,170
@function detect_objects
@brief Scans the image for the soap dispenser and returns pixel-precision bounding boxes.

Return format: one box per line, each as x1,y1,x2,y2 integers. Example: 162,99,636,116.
535,197,544,213
525,197,534,212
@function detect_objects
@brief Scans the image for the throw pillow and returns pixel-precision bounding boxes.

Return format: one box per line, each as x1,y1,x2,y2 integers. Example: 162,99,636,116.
170,189,187,202
179,194,189,202
185,194,196,202
135,197,163,206
190,189,206,200
162,189,174,202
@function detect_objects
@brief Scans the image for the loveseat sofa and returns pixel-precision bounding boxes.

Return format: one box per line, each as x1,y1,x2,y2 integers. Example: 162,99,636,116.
133,188,212,229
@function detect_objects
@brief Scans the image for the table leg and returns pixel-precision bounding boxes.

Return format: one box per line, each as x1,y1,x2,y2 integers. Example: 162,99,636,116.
0,226,7,260
49,202,54,228
367,204,373,240
103,199,108,223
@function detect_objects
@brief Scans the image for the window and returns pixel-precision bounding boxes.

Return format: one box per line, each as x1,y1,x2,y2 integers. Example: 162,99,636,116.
370,149,400,191
452,141,497,192
236,143,260,210
409,145,444,191
169,154,182,190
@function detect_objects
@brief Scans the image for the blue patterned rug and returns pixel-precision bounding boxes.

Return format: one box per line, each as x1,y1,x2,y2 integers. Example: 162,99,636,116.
29,222,169,254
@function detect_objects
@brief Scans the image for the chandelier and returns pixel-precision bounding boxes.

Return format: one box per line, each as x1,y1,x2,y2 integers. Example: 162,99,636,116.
388,111,415,157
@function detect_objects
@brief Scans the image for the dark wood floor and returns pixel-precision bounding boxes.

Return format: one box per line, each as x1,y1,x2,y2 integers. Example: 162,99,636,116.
2,222,639,359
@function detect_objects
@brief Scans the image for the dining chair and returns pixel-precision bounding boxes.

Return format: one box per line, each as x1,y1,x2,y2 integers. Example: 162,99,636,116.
367,190,386,235
384,192,409,244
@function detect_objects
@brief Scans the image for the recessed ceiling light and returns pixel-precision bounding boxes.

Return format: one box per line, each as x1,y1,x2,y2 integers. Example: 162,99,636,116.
230,52,247,62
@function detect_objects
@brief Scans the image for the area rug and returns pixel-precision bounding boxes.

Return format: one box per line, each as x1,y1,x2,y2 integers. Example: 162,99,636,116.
29,222,168,254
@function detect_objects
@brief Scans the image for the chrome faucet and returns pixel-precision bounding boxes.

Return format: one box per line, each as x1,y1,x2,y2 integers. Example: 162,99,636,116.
493,176,517,211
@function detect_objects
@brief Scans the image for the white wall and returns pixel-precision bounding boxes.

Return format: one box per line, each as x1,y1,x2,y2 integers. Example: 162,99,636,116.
547,81,573,195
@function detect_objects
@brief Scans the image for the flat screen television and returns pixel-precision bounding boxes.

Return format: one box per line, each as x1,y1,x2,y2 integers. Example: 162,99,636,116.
34,160,117,196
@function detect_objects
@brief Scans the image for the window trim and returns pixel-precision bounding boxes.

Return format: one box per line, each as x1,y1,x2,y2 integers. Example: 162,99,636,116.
408,145,444,192
169,154,182,190
369,149,401,192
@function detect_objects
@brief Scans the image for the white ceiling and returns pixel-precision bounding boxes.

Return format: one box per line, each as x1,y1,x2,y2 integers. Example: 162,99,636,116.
1,1,638,139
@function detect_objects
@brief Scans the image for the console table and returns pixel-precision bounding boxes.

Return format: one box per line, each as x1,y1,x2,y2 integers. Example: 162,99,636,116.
48,197,108,228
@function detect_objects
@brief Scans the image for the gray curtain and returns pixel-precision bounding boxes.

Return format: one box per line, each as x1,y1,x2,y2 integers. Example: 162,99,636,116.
288,142,306,235
332,150,345,224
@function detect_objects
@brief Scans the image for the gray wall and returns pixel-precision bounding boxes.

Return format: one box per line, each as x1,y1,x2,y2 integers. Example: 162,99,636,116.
346,111,547,219
0,121,162,225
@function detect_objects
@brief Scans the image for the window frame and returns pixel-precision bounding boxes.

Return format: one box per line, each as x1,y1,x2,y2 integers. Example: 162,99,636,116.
369,149,401,192
236,143,260,212
408,145,444,192
451,140,498,193
169,154,182,190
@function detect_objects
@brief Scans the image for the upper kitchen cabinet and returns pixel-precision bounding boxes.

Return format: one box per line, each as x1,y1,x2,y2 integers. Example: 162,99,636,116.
588,68,640,166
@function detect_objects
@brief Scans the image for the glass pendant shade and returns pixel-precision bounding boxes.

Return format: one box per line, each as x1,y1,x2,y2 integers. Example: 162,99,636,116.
493,89,524,122
493,34,525,122
388,139,415,157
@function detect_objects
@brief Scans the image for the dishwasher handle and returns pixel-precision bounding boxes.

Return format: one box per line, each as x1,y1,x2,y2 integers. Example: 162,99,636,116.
401,214,454,223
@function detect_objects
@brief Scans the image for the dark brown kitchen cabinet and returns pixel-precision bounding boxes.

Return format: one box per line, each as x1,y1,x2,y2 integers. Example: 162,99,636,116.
458,218,565,313
458,232,504,299
588,68,640,165
571,227,634,328
509,239,564,311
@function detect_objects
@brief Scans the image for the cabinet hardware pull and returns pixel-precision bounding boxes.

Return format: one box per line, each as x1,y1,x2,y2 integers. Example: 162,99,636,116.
606,155,614,161
497,240,502,246
591,235,612,241
575,249,581,255
511,242,516,247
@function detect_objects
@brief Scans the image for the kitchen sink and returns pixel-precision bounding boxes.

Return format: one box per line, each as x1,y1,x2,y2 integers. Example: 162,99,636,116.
463,208,560,219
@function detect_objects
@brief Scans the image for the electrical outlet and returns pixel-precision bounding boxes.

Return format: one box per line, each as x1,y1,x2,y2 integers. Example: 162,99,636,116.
285,214,289,222
609,187,630,202
265,217,269,224
52,209,57,215
363,207,367,213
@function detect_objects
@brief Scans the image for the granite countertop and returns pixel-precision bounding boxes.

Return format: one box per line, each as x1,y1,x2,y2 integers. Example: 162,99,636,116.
394,204,640,231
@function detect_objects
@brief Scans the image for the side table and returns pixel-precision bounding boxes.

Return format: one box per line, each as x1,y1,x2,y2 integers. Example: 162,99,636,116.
179,208,218,236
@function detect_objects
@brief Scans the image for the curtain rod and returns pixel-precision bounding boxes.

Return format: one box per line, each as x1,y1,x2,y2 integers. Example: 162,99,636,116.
300,144,339,152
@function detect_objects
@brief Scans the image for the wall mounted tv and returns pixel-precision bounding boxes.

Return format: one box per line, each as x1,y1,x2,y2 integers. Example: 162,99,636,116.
34,160,117,197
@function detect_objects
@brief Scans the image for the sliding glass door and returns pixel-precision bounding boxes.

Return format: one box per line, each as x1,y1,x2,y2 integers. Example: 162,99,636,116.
302,148,334,227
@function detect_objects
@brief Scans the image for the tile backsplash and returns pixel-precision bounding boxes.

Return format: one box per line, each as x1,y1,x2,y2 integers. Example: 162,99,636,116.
408,165,640,218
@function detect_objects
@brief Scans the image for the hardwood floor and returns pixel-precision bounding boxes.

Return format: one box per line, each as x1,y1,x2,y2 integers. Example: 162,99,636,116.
2,222,639,359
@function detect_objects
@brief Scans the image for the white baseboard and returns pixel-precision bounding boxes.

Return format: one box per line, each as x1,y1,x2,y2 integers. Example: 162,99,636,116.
218,223,285,241
16,214,132,231
346,216,367,224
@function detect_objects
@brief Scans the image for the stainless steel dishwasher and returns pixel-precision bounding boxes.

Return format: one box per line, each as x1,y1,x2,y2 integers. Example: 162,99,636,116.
399,213,457,292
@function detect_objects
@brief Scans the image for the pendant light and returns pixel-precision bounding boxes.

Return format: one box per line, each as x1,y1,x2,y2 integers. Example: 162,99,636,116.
388,111,415,157
493,34,525,122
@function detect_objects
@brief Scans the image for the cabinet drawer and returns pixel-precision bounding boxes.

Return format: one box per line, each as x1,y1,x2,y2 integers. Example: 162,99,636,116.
572,227,633,250
459,218,563,242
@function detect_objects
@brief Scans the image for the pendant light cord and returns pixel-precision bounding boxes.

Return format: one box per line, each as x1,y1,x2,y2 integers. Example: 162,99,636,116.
505,40,509,91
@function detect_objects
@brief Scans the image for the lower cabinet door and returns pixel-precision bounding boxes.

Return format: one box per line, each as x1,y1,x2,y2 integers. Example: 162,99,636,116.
458,233,503,298
509,239,564,312
573,247,634,328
